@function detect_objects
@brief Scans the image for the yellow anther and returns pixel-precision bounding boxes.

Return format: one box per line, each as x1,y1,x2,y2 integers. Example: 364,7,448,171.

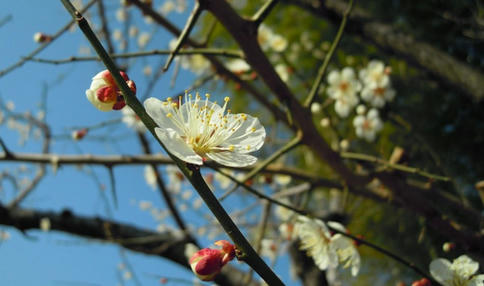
224,97,230,102
205,93,211,99
246,145,251,150
241,114,247,121
251,127,256,132
167,97,172,102
171,103,178,108
227,109,231,113
166,113,173,118
163,102,169,106
229,145,235,151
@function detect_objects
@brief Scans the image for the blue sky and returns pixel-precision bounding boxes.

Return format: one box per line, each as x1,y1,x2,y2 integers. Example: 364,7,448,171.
0,1,296,285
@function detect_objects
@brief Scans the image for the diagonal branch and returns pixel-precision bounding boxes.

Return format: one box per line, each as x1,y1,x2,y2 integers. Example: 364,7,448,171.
163,2,203,71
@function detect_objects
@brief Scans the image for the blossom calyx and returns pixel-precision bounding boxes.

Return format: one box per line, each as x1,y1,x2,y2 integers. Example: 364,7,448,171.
189,240,236,281
86,70,136,111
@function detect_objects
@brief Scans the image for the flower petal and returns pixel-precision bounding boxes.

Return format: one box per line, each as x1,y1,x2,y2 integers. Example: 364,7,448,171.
222,114,266,153
468,275,484,286
430,258,453,284
86,89,114,111
155,127,203,165
206,152,257,167
144,97,185,134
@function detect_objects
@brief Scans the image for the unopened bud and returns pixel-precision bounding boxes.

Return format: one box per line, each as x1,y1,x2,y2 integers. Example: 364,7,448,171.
71,128,88,140
189,240,235,281
33,32,52,43
86,70,136,111
442,242,456,252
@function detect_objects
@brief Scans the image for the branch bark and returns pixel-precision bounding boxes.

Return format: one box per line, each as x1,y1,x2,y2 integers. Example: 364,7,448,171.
282,0,484,101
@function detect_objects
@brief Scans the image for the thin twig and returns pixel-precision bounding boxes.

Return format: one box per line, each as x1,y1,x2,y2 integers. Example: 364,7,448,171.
0,0,98,78
303,0,354,107
27,49,243,65
219,133,302,201
97,0,115,54
252,0,280,26
340,151,450,181
163,2,203,71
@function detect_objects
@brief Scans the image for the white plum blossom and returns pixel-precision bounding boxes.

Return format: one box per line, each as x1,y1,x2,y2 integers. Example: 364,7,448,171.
137,32,151,49
226,59,251,74
359,60,395,108
122,106,146,132
275,63,290,82
181,54,210,75
257,24,288,52
214,168,234,189
327,222,361,276
327,67,361,117
121,106,146,132
144,93,266,167
160,0,176,15
144,165,157,190
295,217,361,276
169,39,211,75
359,60,390,89
260,239,278,261
271,34,288,52
430,255,484,286
353,108,383,142
166,165,185,194
295,216,338,271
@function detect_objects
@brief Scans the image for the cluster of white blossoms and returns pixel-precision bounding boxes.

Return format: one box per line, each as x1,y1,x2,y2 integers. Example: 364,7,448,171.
144,93,266,167
275,202,360,276
321,60,395,142
294,217,361,276
430,255,484,286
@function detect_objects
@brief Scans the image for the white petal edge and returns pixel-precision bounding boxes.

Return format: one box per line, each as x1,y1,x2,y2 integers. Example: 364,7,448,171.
430,258,453,284
86,89,113,112
154,127,203,165
206,152,257,167
144,97,185,135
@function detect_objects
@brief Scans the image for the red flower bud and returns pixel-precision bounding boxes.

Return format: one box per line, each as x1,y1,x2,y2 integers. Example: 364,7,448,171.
189,240,235,281
71,128,88,141
86,70,135,111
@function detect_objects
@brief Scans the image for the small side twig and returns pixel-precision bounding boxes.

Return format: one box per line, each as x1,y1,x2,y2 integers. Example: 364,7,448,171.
163,2,203,72
219,133,302,201
251,0,280,26
303,0,354,107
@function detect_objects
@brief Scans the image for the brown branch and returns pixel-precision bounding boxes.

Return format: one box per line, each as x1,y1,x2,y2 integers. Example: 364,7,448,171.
0,204,259,286
198,0,369,188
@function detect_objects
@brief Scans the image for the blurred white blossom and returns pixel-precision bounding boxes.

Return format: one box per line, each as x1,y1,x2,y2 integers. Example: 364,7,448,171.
430,255,484,286
353,108,383,142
